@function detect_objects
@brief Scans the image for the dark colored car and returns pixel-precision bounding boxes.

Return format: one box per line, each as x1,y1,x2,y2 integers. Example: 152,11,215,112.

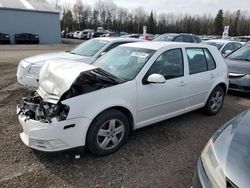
122,34,141,39
15,33,39,44
154,33,202,43
0,33,10,44
91,31,108,38
66,32,74,39
193,110,250,188
225,45,250,93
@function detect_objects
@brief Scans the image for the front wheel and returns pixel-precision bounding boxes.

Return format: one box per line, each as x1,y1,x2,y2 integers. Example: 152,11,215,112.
203,86,225,115
86,109,129,156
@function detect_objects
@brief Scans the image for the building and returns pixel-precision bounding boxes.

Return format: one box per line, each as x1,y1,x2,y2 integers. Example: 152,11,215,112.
0,0,61,44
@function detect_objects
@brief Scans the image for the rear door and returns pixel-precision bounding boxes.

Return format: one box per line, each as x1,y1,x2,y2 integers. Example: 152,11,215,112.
183,48,217,108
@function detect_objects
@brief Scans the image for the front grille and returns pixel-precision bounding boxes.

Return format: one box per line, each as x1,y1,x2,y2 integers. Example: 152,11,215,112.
227,178,238,188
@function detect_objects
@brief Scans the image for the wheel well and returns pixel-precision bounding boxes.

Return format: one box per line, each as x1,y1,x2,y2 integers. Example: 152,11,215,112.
93,107,134,132
216,83,227,94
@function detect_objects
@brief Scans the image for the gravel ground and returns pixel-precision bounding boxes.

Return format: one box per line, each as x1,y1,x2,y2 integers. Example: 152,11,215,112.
0,44,249,188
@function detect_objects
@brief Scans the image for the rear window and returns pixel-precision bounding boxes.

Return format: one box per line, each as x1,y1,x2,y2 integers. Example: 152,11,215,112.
186,48,216,74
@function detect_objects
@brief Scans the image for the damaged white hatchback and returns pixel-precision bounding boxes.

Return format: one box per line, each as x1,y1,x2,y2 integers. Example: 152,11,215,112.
17,42,229,156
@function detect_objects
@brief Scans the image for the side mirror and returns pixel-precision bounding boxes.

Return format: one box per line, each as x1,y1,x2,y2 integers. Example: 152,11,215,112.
147,74,166,84
224,50,232,56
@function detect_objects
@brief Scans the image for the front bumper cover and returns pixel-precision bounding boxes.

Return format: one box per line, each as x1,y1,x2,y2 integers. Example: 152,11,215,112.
17,106,91,152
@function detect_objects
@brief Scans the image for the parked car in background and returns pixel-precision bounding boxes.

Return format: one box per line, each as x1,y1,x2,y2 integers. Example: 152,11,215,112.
203,39,242,56
0,32,10,44
91,31,108,38
66,32,74,39
15,33,39,44
122,34,141,38
61,30,66,38
234,36,250,43
77,29,94,40
139,33,155,40
225,44,250,93
17,37,143,87
154,33,202,43
17,42,228,155
104,32,129,37
73,31,80,39
193,110,250,188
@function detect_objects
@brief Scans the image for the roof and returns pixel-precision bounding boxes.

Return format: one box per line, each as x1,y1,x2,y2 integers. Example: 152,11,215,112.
204,39,241,44
121,41,216,50
96,37,144,42
0,0,59,14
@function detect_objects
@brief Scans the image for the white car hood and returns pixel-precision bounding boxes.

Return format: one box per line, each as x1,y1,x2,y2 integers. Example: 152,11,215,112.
24,52,94,65
38,59,96,104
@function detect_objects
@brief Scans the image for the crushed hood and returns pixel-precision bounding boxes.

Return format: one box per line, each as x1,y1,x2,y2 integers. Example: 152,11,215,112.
24,52,94,65
38,59,96,103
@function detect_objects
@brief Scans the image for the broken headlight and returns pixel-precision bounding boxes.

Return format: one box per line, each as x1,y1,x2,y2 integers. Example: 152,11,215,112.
19,94,70,123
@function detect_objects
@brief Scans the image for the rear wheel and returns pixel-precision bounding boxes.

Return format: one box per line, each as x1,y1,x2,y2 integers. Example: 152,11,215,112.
203,86,225,115
86,109,129,156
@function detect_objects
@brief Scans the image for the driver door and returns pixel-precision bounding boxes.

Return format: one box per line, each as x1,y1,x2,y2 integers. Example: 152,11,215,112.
136,48,187,128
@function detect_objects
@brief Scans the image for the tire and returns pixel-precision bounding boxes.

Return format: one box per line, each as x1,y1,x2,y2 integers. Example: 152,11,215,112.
203,86,225,115
86,109,129,156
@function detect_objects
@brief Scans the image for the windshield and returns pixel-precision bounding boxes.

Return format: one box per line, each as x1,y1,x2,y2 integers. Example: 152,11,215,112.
205,42,224,50
227,46,250,61
93,46,156,81
70,39,109,57
154,34,176,41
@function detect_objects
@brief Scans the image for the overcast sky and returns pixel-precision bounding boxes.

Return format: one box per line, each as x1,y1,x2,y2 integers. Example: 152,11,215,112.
59,0,250,16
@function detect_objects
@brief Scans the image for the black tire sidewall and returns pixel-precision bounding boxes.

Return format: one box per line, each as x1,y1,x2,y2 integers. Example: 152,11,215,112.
87,109,129,156
204,86,225,115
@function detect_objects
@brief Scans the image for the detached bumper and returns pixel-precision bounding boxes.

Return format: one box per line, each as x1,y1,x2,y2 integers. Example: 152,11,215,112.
18,110,91,152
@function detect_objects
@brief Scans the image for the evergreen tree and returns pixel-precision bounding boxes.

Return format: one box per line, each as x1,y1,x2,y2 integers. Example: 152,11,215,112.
147,11,156,34
214,9,224,35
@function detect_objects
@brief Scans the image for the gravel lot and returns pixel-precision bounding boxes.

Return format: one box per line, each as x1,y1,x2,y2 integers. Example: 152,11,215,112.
0,44,249,188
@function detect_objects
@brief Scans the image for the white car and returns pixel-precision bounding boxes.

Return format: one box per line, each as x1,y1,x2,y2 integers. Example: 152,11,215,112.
16,38,142,88
203,39,242,56
17,42,229,156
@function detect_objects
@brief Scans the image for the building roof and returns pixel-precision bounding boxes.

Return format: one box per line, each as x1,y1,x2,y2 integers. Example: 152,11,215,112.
0,0,59,14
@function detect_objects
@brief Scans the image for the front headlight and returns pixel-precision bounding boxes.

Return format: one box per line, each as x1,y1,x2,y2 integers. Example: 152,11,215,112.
201,139,226,188
28,66,41,76
28,62,43,76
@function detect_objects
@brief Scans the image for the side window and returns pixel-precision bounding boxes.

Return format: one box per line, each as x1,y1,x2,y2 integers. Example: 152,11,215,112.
233,43,242,50
204,49,216,70
186,48,216,75
103,42,127,53
184,36,194,43
174,36,184,42
222,43,234,53
147,49,184,80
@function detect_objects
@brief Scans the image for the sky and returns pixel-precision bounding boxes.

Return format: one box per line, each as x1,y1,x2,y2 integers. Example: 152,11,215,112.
57,0,250,16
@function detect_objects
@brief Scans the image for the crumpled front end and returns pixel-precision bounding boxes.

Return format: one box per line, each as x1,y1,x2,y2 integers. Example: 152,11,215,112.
17,92,91,152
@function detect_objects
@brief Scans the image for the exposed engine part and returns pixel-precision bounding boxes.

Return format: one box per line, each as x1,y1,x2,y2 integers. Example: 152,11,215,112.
18,92,69,123
60,68,124,101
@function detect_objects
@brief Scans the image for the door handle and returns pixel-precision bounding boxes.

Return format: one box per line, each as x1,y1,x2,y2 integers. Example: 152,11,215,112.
210,74,215,79
179,81,186,87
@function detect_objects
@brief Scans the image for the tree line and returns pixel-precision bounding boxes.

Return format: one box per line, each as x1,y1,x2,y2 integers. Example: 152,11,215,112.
59,0,250,36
